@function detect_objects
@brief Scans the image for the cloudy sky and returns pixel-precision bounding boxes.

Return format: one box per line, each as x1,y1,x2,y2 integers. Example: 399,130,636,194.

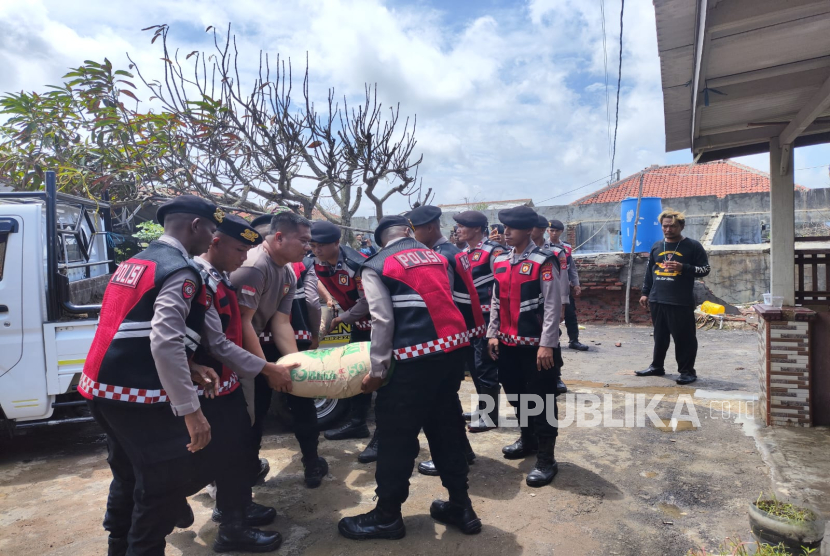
2,0,828,215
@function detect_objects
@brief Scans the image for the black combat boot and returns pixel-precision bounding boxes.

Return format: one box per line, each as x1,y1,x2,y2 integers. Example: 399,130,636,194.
357,429,379,463
429,500,482,534
107,536,127,556
338,504,406,540
212,502,277,527
417,450,476,476
303,456,329,488
526,437,559,487
212,508,283,553
635,366,666,377
468,385,500,433
556,379,568,394
324,419,370,441
502,434,538,459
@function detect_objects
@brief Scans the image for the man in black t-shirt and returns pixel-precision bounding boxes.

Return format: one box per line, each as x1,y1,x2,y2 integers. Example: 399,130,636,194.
636,209,710,385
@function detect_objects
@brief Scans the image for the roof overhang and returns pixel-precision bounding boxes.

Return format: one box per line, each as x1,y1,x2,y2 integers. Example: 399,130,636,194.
655,0,830,161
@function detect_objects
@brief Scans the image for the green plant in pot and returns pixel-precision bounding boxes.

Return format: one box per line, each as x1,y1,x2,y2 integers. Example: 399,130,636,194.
749,494,825,552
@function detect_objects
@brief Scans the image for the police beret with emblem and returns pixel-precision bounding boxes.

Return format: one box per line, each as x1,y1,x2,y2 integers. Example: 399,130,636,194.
251,214,274,230
310,221,342,243
548,219,565,230
452,210,488,228
157,195,224,226
497,206,538,230
218,214,263,245
536,214,549,228
374,215,412,246
407,205,442,227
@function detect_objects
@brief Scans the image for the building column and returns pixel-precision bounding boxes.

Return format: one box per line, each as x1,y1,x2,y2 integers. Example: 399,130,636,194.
769,137,795,305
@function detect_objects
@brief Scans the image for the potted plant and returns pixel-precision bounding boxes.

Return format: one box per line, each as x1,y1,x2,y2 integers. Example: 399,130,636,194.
749,494,825,552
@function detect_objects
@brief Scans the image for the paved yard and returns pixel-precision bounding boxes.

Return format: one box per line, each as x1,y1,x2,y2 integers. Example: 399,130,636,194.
1,325,827,555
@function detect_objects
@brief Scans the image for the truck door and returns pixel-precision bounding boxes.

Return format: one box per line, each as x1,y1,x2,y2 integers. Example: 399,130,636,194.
0,216,23,376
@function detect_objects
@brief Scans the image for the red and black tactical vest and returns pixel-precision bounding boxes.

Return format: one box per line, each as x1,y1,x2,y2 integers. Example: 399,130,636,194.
289,258,313,344
467,239,505,316
433,241,486,338
492,246,556,347
191,269,242,397
313,245,371,331
80,241,209,404
361,238,470,361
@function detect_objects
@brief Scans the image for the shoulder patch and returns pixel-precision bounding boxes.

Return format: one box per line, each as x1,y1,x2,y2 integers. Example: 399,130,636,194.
205,292,213,309
542,262,553,282
182,279,197,299
283,283,291,295
241,285,256,296
492,248,505,258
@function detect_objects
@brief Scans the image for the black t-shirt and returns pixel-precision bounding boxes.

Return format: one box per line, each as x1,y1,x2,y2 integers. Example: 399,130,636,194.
642,237,710,307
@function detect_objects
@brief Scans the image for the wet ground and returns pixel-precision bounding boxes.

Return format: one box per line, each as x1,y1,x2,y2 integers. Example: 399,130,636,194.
1,325,826,555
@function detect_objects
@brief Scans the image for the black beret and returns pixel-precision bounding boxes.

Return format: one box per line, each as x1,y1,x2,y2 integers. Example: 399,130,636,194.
250,214,274,230
497,206,538,230
535,214,549,228
453,210,488,228
374,215,411,246
218,214,263,245
407,205,442,227
310,221,342,243
548,219,565,230
157,195,224,226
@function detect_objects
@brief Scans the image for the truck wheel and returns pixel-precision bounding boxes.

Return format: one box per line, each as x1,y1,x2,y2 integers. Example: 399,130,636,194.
315,398,350,430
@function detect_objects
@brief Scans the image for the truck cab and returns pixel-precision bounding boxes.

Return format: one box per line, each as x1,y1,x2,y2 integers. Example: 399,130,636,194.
0,172,113,431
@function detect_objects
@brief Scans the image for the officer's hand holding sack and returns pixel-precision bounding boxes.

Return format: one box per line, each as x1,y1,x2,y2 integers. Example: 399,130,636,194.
272,342,374,399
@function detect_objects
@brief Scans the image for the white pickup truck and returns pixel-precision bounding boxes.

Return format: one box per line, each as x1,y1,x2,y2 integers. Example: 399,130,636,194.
0,172,353,433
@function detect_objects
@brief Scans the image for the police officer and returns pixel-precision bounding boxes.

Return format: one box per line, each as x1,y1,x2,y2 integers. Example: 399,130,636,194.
452,211,505,431
547,219,589,352
408,205,481,476
80,196,283,555
305,222,376,460
232,212,329,489
288,255,322,350
487,206,564,487
338,216,481,540
191,215,299,542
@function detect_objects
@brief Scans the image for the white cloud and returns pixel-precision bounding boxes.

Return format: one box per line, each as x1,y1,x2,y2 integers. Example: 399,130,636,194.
2,0,827,217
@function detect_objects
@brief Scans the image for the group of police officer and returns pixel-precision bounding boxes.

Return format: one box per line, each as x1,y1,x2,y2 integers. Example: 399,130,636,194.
81,194,585,554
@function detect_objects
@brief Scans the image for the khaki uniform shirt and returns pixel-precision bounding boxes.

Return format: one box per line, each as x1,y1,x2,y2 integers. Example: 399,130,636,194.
230,244,296,335
486,241,562,349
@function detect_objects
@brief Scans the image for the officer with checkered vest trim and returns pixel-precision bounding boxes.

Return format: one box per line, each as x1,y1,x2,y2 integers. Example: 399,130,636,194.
487,206,564,488
306,221,378,457
81,196,283,555
338,215,482,541
286,256,321,348
452,210,506,432
408,205,481,477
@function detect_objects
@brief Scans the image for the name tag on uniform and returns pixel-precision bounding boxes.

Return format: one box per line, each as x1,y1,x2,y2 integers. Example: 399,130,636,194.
394,250,442,269
458,253,471,271
519,262,532,275
111,262,147,288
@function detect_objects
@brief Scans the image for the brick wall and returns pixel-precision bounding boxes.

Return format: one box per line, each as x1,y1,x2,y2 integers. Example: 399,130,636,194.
572,252,651,324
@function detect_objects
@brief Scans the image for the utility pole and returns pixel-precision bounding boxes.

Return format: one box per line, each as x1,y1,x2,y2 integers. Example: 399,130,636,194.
624,170,646,324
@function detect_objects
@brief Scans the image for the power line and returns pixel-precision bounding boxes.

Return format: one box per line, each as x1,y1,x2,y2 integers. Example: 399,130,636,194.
609,0,625,181
534,172,615,205
599,0,612,163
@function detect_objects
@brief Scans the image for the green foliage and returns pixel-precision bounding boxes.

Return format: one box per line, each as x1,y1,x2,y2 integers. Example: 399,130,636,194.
133,221,164,244
686,536,816,556
0,59,181,203
756,494,817,523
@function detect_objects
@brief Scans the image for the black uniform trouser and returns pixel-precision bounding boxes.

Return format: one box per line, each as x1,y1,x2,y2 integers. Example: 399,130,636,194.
497,344,561,442
469,313,500,392
564,293,580,343
259,343,319,467
344,328,374,424
649,302,698,375
374,350,471,512
90,389,252,556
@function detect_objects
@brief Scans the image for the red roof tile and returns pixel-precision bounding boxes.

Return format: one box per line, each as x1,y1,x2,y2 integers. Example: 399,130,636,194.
571,161,808,205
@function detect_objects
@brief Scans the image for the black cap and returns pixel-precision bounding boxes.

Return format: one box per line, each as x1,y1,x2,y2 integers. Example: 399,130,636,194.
548,219,565,230
407,205,442,227
374,215,411,246
157,195,224,226
218,214,263,245
310,221,342,243
535,214,549,228
497,206,539,230
251,214,274,230
453,210,488,228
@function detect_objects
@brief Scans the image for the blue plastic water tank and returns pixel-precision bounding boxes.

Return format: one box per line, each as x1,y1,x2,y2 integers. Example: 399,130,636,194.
620,197,663,253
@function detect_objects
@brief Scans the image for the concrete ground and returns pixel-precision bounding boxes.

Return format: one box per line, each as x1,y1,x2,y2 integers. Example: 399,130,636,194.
1,324,828,555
